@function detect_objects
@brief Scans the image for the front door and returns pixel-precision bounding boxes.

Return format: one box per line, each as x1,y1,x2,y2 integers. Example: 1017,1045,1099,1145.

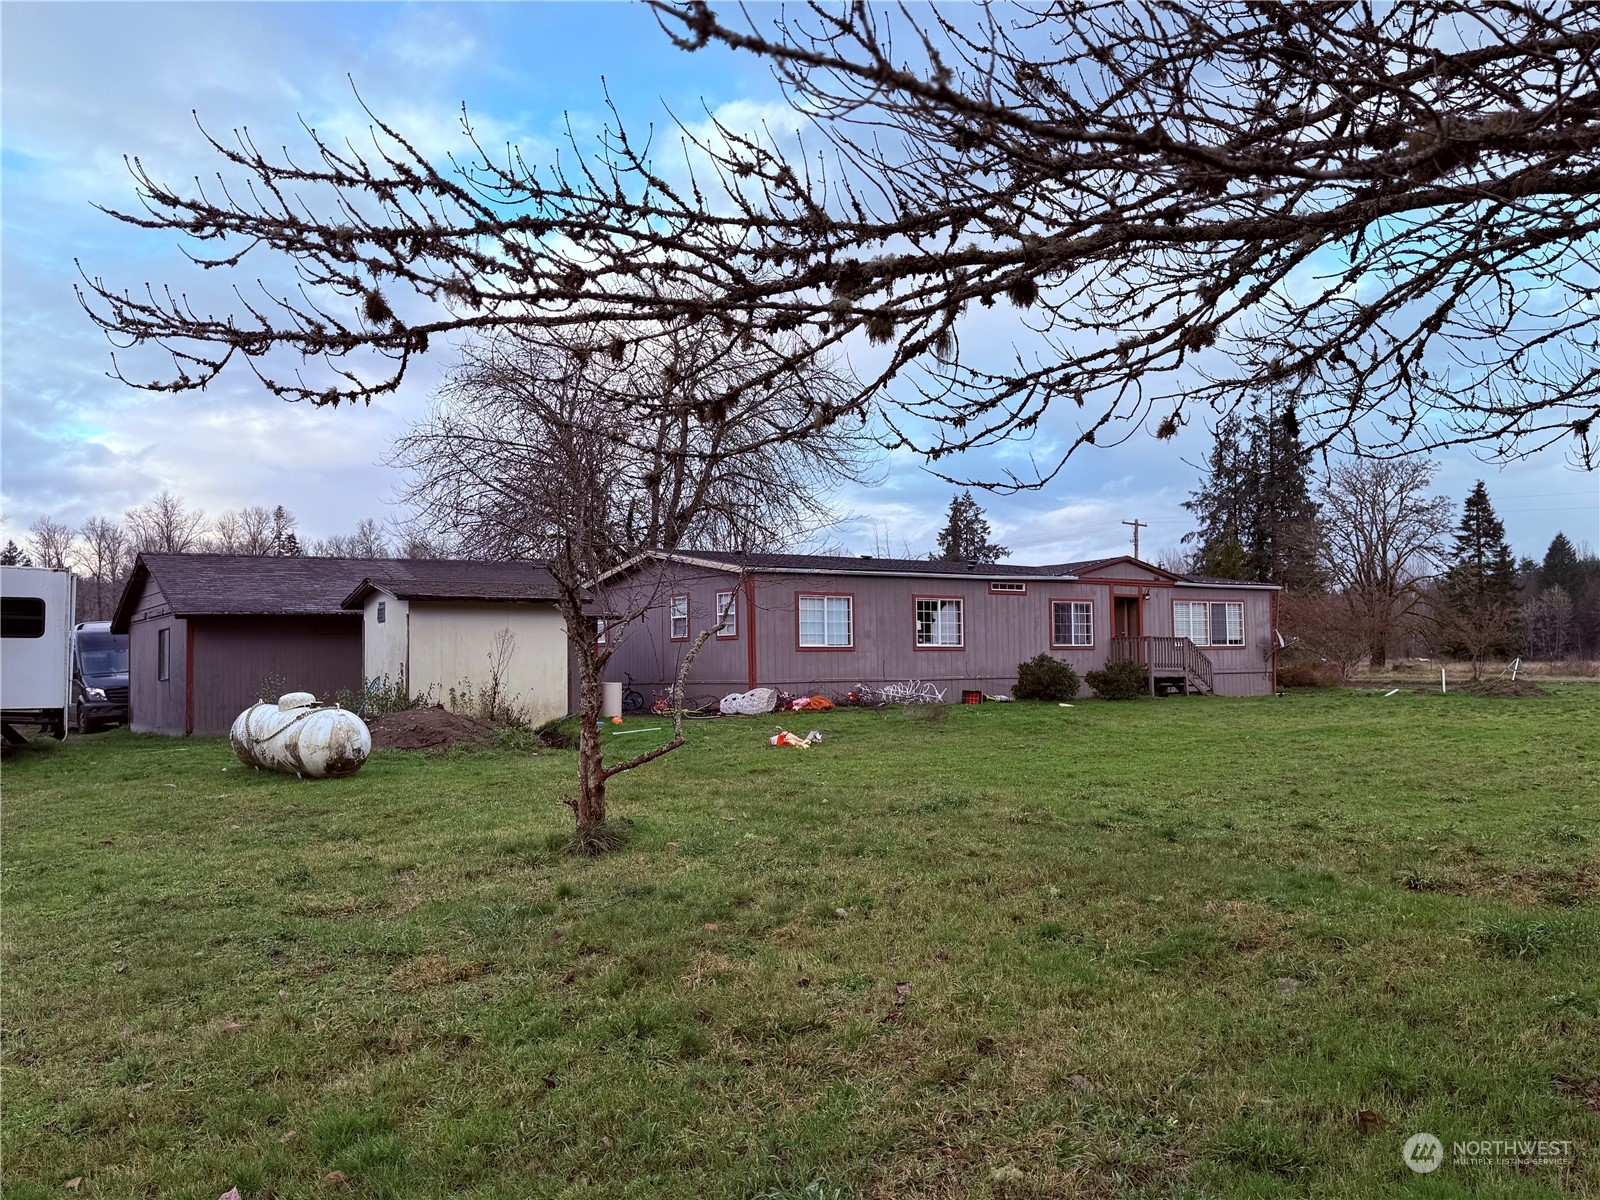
1113,595,1141,640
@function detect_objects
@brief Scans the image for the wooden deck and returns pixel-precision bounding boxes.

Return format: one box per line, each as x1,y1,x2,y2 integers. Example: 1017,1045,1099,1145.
1107,636,1215,695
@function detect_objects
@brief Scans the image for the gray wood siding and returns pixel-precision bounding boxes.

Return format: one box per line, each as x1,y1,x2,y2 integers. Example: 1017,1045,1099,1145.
606,562,1278,699
603,564,752,698
189,616,363,736
125,575,188,735
1166,584,1278,696
753,574,1101,696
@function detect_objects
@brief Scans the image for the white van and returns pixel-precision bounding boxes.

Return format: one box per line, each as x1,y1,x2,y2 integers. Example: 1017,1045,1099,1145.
1,565,75,744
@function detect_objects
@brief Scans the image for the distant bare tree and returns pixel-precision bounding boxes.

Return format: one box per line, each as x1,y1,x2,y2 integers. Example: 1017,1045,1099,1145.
213,505,276,554
126,491,208,554
312,517,390,559
1318,459,1452,668
1155,546,1193,577
393,530,457,559
1523,587,1576,661
25,517,76,571
395,320,870,846
74,516,132,620
81,2,1600,477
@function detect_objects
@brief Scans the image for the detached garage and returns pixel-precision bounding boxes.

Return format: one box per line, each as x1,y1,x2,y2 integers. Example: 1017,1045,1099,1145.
111,554,369,736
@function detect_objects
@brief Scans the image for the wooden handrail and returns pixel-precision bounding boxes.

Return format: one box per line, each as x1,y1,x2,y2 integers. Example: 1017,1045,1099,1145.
1108,636,1214,693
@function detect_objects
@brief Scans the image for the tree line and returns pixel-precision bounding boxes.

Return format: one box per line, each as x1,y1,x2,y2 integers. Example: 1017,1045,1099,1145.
0,495,449,622
1182,409,1600,672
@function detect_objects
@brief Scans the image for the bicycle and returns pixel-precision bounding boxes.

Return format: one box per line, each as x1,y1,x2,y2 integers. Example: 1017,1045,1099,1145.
620,674,646,714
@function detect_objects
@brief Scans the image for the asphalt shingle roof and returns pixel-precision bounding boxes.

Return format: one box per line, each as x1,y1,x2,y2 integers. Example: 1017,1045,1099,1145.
112,554,560,631
658,550,1077,578
342,560,561,605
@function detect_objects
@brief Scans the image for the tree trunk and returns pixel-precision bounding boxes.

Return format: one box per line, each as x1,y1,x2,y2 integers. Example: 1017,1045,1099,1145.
572,618,608,830
1369,639,1388,669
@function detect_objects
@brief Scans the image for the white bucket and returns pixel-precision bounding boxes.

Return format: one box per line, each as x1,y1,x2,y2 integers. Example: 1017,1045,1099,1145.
601,681,623,719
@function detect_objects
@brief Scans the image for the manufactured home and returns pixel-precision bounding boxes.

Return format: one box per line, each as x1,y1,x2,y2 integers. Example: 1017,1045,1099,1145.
604,551,1280,699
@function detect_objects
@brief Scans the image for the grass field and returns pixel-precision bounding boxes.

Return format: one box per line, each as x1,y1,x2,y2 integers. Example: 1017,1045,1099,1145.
4,688,1598,1199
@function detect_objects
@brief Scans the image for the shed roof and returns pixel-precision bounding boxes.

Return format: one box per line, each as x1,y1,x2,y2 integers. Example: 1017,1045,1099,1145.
647,549,1077,580
341,560,561,607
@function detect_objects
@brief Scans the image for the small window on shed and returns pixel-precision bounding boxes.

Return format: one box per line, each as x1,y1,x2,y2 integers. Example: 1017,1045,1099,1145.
1,596,46,638
377,600,387,624
157,628,171,682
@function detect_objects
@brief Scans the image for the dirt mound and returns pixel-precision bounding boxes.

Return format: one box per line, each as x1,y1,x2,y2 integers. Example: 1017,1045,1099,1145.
1406,678,1550,698
1453,678,1549,698
368,706,497,751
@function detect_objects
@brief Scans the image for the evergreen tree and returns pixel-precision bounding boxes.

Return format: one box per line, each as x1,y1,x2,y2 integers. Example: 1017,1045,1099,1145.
1184,403,1322,588
933,492,1008,563
1540,532,1583,599
269,505,299,556
0,539,30,566
1438,481,1522,664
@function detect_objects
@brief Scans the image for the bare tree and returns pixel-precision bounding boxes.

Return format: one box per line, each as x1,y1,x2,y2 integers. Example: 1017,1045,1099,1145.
74,516,132,620
393,530,457,559
126,490,208,554
213,505,276,554
80,3,1600,477
25,517,76,571
312,517,391,558
394,320,870,845
1523,587,1575,661
1318,459,1452,668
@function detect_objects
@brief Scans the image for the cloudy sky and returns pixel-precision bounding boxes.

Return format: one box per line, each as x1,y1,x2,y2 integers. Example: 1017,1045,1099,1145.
3,1,1595,565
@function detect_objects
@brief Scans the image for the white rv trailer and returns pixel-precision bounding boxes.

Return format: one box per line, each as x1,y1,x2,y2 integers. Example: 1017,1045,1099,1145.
1,565,75,743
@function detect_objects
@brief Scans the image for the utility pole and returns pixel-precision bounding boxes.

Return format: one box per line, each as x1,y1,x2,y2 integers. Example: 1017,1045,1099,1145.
1122,518,1147,560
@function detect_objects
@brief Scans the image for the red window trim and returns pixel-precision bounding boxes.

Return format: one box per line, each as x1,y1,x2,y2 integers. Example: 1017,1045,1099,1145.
1049,597,1095,650
714,589,739,640
913,593,965,651
795,590,855,652
1170,598,1248,649
669,593,691,642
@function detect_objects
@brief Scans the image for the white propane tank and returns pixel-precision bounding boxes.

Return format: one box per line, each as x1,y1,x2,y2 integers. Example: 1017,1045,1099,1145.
230,693,372,778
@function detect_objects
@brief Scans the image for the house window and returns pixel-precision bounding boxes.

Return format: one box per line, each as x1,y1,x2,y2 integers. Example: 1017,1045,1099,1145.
376,601,386,624
915,598,964,647
669,594,690,641
157,627,171,681
798,594,852,648
596,618,608,645
1051,600,1094,648
0,596,46,639
715,590,738,638
989,581,1027,594
1174,600,1244,646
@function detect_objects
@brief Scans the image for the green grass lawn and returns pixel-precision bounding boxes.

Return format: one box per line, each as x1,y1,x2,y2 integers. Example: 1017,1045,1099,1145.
4,688,1598,1199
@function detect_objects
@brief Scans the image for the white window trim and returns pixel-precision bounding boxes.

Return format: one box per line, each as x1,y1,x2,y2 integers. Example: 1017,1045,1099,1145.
915,597,964,648
798,593,853,648
1051,599,1094,648
669,594,690,641
1174,599,1245,647
715,590,738,639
